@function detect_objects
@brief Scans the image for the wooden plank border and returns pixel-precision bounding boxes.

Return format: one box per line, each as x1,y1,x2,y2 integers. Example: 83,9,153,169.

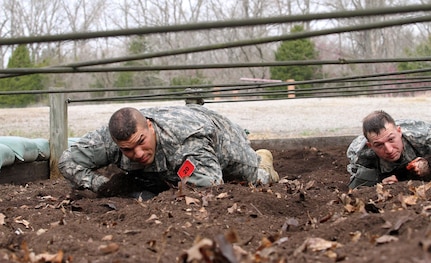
49,91,68,179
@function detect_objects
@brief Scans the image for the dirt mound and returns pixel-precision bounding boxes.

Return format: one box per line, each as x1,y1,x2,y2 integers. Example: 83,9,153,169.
0,145,431,262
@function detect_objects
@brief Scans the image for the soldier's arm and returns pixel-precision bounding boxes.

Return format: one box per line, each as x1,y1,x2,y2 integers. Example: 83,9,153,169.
406,156,431,178
58,127,118,192
347,136,380,188
179,137,224,187
402,121,431,179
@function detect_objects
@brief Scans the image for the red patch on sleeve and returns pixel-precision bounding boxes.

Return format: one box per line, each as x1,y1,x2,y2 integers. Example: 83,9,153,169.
177,159,195,179
406,161,415,170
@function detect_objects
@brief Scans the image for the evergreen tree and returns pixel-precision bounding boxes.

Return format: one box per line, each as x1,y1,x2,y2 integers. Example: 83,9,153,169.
0,45,44,107
269,25,322,98
114,36,163,96
170,72,211,91
398,36,431,72
396,37,431,94
165,71,210,102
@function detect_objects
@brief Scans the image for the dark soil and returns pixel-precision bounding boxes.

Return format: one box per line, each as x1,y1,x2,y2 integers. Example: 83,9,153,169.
1,145,431,263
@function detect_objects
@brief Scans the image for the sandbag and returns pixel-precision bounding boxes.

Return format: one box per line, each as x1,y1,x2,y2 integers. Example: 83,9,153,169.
0,136,40,162
0,143,16,169
0,136,80,169
31,138,50,160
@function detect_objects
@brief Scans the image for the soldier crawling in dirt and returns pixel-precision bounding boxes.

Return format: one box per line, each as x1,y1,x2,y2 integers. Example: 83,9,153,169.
347,110,431,189
58,104,279,199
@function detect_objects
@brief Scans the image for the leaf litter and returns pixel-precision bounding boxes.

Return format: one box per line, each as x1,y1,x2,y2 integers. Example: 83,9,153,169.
0,146,431,262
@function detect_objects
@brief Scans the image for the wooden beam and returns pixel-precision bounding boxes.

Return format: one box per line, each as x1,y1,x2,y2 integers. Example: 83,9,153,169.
49,91,68,179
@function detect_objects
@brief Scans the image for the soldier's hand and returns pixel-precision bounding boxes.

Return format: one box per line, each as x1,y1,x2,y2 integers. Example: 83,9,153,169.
382,175,398,185
97,172,126,197
406,157,430,177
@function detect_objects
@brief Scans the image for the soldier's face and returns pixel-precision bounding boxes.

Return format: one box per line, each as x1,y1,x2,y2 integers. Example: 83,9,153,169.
116,119,157,166
366,123,404,162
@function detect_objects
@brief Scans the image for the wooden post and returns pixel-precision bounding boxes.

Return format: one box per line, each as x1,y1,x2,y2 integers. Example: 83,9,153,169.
287,79,295,98
49,90,68,179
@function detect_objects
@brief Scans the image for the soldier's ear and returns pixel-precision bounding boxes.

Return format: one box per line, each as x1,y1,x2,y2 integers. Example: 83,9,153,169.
146,119,153,129
397,125,402,134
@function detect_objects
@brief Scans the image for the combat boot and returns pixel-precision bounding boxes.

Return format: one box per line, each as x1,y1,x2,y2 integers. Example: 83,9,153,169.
256,149,279,183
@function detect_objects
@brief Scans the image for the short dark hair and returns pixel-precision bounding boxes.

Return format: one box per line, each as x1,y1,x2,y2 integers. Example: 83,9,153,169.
109,107,147,141
362,110,396,139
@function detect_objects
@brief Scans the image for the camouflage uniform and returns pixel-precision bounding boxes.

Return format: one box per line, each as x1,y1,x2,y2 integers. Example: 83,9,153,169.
347,119,431,189
59,104,269,192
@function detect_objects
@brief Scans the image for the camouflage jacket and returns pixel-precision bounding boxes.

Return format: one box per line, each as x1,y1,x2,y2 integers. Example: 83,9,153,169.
58,104,259,191
347,119,431,189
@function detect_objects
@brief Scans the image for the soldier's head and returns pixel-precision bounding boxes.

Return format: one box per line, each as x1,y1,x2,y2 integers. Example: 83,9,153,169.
363,110,403,162
109,107,157,166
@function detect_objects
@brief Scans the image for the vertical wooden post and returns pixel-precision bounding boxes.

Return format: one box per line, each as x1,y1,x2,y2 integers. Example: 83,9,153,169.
287,79,295,98
49,90,68,179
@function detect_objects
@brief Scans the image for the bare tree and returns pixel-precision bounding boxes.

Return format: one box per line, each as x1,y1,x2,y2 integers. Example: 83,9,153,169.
2,0,67,63
318,0,422,77
51,0,108,93
1,0,428,97
0,0,11,69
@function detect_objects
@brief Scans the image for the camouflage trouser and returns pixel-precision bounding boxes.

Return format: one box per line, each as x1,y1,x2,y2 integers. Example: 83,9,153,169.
220,148,279,185
257,168,272,184
220,167,270,185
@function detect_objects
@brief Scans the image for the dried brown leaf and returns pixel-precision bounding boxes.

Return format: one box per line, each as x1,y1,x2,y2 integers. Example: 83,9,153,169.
422,205,431,217
216,192,229,199
102,235,113,241
30,250,63,263
375,235,399,244
305,180,316,190
180,238,213,262
376,183,392,202
146,214,158,222
224,229,239,244
227,203,238,214
194,207,209,221
98,243,119,254
410,182,431,199
294,237,343,256
185,196,200,205
0,213,5,225
349,231,361,243
14,216,30,229
398,194,418,209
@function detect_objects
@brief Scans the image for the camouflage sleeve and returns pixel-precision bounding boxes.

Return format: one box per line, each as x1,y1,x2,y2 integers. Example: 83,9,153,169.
58,126,119,191
180,137,223,187
346,135,379,188
398,119,431,155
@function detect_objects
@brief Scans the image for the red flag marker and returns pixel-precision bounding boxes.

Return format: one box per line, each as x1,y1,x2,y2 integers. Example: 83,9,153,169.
177,159,195,179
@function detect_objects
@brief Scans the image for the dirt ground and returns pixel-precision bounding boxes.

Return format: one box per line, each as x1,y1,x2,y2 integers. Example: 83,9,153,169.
1,145,431,263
